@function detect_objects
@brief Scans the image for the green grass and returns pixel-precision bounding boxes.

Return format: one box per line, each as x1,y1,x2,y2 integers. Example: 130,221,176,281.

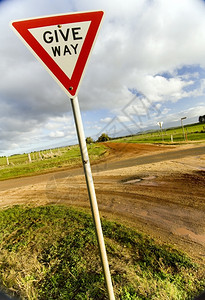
115,123,205,144
0,144,108,181
0,205,204,299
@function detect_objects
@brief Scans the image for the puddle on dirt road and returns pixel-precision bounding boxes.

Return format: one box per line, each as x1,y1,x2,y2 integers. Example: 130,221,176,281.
124,178,141,184
123,175,159,186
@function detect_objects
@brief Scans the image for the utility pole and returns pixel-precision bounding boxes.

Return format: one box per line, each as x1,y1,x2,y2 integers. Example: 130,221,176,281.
181,117,187,141
157,121,163,142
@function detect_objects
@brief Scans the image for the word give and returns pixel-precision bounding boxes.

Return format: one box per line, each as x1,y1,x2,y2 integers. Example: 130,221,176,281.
43,26,83,57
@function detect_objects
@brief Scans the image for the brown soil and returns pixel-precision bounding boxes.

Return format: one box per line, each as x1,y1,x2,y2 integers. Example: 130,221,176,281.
101,142,175,159
0,142,205,265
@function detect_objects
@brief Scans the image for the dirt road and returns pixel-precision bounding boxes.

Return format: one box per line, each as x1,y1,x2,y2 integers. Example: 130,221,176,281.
0,143,204,189
0,142,205,263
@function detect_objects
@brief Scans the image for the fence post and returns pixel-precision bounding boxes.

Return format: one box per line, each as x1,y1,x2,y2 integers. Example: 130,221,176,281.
28,153,32,163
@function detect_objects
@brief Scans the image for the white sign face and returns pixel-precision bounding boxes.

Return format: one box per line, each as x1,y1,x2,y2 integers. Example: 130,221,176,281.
29,21,91,79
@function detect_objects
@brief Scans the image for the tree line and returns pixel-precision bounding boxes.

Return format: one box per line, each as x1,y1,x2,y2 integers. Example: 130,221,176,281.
86,133,110,144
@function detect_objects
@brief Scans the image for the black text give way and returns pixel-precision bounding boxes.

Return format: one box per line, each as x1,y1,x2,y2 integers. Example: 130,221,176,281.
43,27,82,57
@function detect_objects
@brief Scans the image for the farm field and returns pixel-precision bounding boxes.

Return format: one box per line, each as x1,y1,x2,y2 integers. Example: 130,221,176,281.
114,122,205,143
0,144,108,181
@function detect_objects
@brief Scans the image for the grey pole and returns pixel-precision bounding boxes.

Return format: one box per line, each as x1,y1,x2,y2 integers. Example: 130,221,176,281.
70,96,115,300
181,117,186,141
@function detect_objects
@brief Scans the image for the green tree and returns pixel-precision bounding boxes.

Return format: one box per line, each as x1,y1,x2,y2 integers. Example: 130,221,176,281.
86,137,94,144
97,133,110,142
199,115,205,123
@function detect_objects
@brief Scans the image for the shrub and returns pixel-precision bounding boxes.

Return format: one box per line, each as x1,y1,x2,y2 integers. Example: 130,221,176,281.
97,133,110,142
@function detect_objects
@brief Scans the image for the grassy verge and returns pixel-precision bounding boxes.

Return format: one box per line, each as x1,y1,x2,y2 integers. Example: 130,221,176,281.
0,205,204,299
0,144,108,181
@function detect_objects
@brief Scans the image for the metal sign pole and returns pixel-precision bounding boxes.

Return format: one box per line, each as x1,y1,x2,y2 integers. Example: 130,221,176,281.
70,96,115,300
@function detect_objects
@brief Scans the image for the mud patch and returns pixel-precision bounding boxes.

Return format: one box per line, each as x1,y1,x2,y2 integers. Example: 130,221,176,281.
195,170,205,176
181,171,205,187
174,227,205,246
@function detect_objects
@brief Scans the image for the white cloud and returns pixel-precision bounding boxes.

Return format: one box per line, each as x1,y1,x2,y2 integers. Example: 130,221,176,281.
184,105,205,119
142,76,194,102
1,0,205,155
49,131,65,138
100,117,112,123
117,116,130,123
161,108,171,115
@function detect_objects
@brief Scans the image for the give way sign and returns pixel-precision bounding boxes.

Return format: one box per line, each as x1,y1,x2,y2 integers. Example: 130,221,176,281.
11,11,104,98
10,11,115,299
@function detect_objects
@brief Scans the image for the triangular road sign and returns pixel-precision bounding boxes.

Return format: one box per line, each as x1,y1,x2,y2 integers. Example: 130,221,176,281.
11,11,104,98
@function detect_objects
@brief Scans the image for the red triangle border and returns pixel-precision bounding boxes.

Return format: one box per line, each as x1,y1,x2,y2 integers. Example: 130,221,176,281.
11,11,104,97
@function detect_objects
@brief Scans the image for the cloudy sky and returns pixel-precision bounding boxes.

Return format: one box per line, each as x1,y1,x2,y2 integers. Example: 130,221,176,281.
0,0,205,156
